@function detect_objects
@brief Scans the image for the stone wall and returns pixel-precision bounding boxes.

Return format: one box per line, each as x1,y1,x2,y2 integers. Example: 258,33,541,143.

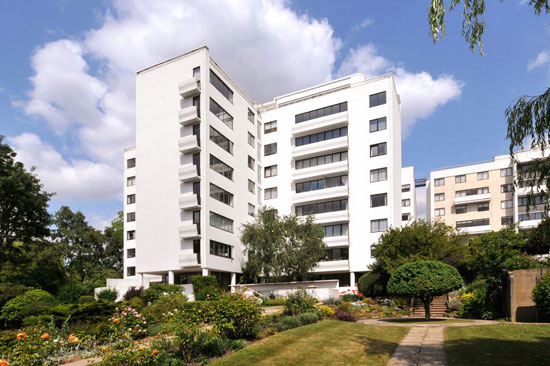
506,268,550,322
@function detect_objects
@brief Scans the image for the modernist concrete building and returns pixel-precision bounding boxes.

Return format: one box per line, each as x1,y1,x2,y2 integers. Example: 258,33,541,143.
426,148,548,234
401,166,417,225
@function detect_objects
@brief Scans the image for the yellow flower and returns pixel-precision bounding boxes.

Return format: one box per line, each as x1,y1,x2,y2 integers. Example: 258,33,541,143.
16,332,27,340
138,345,146,351
41,333,50,340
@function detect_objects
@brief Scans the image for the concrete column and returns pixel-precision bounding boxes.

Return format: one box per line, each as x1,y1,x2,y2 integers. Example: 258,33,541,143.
350,272,356,288
202,268,209,276
168,271,175,284
230,272,237,293
138,273,144,287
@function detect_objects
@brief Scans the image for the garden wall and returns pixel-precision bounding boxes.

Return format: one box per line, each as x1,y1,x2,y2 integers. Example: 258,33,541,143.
506,268,550,322
233,279,339,301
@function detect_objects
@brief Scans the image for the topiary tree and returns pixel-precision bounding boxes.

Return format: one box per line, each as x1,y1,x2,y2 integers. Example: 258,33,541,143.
387,261,463,319
533,273,550,321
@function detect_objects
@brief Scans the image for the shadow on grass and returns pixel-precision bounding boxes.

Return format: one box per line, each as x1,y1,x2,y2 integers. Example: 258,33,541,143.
355,335,401,361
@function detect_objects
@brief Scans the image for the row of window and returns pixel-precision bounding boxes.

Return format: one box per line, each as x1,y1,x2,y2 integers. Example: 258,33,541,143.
210,154,233,180
295,199,348,216
296,151,348,170
295,102,348,124
209,98,233,129
456,218,490,228
433,167,514,187
455,187,489,197
295,126,348,147
518,195,547,206
210,126,233,154
519,211,545,222
323,223,349,237
295,175,348,194
435,202,490,217
210,212,233,233
325,247,349,261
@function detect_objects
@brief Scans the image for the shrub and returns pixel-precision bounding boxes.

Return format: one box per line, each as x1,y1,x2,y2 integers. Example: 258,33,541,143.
97,289,118,303
56,282,94,303
1,289,56,323
320,305,335,317
277,316,301,331
0,283,29,310
78,296,96,304
262,298,287,306
459,280,493,319
334,309,357,322
109,306,148,339
143,293,188,324
502,254,542,271
123,286,143,300
358,271,386,297
142,283,184,304
362,297,376,305
533,273,550,321
340,289,364,302
337,301,353,312
298,312,319,325
284,288,317,316
192,276,221,301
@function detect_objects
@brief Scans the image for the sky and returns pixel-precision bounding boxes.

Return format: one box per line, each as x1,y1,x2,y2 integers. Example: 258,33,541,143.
0,0,548,227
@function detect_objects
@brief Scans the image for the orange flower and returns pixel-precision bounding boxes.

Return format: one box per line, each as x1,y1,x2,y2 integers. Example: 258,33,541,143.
41,333,50,340
68,333,79,343
113,318,120,323
102,346,109,352
33,328,38,332
0,359,9,366
16,332,27,340
151,349,159,355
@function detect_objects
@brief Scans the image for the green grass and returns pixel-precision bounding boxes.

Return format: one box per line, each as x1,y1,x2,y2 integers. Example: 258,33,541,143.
445,324,550,366
211,320,408,366
381,318,469,324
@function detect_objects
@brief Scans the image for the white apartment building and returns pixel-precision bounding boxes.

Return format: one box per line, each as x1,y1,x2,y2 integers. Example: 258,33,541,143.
401,166,416,225
427,148,549,234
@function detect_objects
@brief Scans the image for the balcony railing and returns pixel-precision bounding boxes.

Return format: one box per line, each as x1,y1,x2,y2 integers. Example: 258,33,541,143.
179,252,201,267
178,164,200,182
178,135,201,153
179,77,201,97
179,106,201,126
179,193,201,210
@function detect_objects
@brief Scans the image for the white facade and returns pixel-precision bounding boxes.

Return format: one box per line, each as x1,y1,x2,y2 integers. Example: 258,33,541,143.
401,166,416,225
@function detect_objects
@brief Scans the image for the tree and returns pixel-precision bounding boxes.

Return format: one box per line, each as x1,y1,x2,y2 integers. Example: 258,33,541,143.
359,220,467,296
241,207,326,283
103,211,124,275
387,260,463,319
526,217,550,254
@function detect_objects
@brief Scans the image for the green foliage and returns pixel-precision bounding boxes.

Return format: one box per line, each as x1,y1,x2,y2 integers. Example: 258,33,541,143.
241,207,326,283
142,283,184,304
526,217,550,254
56,282,94,303
277,316,301,331
102,211,124,276
533,273,550,321
358,272,385,297
192,276,221,301
123,286,143,300
284,288,317,316
297,311,320,325
1,289,56,323
109,306,148,339
388,261,463,319
97,289,118,303
262,298,286,306
142,293,188,324
0,283,28,311
78,296,96,304
502,254,542,271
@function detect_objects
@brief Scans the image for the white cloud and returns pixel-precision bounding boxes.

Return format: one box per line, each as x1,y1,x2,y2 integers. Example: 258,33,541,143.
527,50,550,71
352,17,374,31
338,44,463,136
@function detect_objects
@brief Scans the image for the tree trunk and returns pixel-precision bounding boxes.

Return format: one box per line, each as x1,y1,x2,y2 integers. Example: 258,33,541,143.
423,298,431,320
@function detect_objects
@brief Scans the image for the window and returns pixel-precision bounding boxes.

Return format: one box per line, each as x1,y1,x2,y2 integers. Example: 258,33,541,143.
455,175,466,183
209,98,233,128
127,158,136,169
248,109,255,124
248,203,255,216
247,180,255,194
209,212,233,232
519,211,545,222
210,240,232,258
264,143,277,156
371,193,387,208
434,193,445,202
295,126,348,147
295,102,347,123
248,156,255,170
402,199,411,207
210,184,233,206
434,178,445,187
477,202,490,211
209,126,233,154
367,168,388,184
264,187,278,200
434,208,445,217
210,155,233,180
127,176,136,186
264,165,278,178
501,167,513,177
127,267,136,277
264,120,277,134
295,199,348,216
322,223,349,237
401,184,410,192
296,151,348,170
210,70,233,102
402,213,410,221
455,205,467,214
370,142,387,157
501,216,514,225
369,91,386,107
296,175,348,193
127,230,135,240
248,132,255,147
127,194,136,204
456,218,490,228
371,218,388,233
370,117,387,132
501,183,513,193
127,212,135,222
127,248,135,258
455,187,489,197
324,247,349,261
193,66,200,81
192,210,200,226
478,171,489,180
518,195,548,206
192,153,200,172
501,200,513,209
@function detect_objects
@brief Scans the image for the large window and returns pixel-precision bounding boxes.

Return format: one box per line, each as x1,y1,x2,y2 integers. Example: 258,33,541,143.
127,212,135,222
370,142,387,157
209,212,233,232
295,126,348,147
296,151,347,170
210,155,233,180
370,218,388,232
295,199,348,216
324,248,349,261
209,126,233,154
434,193,445,202
248,203,255,216
210,70,233,102
455,205,467,214
369,91,386,107
248,109,255,124
209,98,233,129
501,200,513,209
455,187,489,197
434,178,445,186
127,176,136,186
210,240,232,258
127,158,136,169
265,165,278,178
295,102,347,123
477,202,489,211
264,143,277,156
434,208,445,217
210,184,233,206
455,175,466,183
501,167,513,177
248,179,255,194
296,175,347,194
370,193,387,208
323,223,349,237
264,120,277,134
370,117,387,132
501,216,513,225
501,183,513,193
248,156,255,170
127,194,136,204
456,218,490,228
265,187,278,200
248,132,255,147
519,212,545,222
518,195,547,206
370,167,387,182
477,171,489,180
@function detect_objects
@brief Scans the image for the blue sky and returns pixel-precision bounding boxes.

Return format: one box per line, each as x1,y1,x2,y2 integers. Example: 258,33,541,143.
0,0,548,226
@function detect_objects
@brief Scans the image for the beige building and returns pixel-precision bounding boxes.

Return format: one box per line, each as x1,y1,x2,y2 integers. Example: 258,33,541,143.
426,149,548,234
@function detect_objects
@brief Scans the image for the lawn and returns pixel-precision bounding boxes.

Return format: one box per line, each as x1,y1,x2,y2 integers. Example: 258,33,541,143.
380,318,470,324
445,323,550,366
211,320,408,366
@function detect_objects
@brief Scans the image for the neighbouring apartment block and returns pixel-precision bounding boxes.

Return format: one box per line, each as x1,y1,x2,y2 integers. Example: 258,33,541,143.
401,166,416,225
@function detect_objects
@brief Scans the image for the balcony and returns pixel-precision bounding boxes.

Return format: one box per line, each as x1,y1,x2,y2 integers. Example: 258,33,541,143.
312,210,349,225
179,164,200,182
459,225,492,234
292,136,348,159
454,192,491,205
324,235,349,247
519,220,541,230
292,111,348,136
179,135,201,153
179,193,201,210
179,106,201,126
311,260,349,273
178,77,201,97
292,185,349,205
292,160,349,182
179,252,201,267
178,222,200,239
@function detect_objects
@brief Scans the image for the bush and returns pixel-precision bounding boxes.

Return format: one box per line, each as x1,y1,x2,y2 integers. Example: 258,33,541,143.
142,283,184,304
262,298,286,306
56,282,94,303
335,309,357,322
78,296,96,304
358,272,386,297
192,276,221,301
298,311,319,325
97,288,118,302
0,283,29,310
1,289,56,323
459,280,493,319
533,273,550,321
284,288,317,316
123,286,143,300
320,305,335,317
109,306,148,339
277,316,301,331
502,254,542,271
143,293,188,324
